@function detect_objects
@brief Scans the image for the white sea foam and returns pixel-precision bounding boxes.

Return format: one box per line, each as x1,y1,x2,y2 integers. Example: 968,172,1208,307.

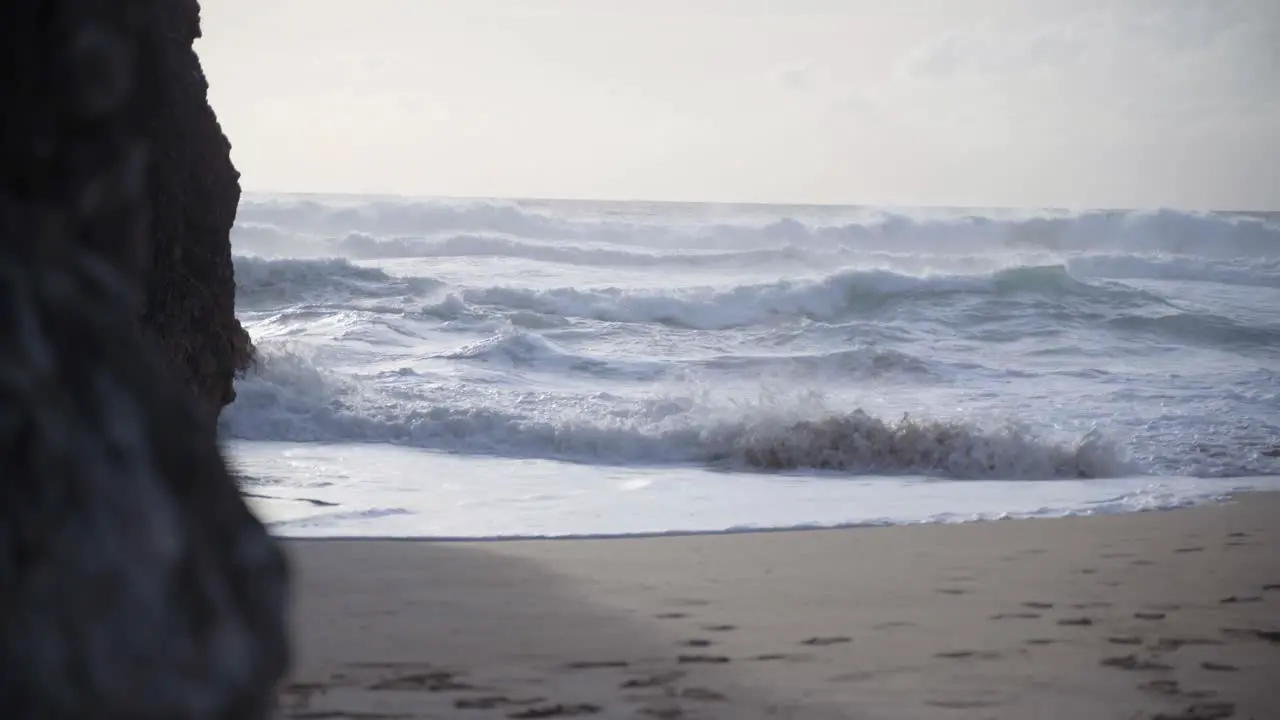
223,345,1129,480
225,195,1280,537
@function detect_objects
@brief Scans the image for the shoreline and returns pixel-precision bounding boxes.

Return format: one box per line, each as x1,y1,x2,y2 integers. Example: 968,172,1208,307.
257,487,1279,543
269,504,1232,544
277,492,1279,718
241,461,1280,540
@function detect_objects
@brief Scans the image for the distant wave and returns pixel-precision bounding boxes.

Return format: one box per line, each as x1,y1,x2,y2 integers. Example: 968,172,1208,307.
300,235,1280,291
237,197,570,242
334,231,815,269
220,347,1127,480
457,265,1166,330
235,256,441,309
233,257,1278,355
1067,254,1280,289
234,197,1280,259
433,329,668,381
692,346,938,378
432,328,946,381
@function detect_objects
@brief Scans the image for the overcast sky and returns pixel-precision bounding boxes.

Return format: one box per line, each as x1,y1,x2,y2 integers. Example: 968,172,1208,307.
197,0,1278,209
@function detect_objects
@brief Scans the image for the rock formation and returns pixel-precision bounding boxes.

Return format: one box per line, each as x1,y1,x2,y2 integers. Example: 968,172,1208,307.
0,0,290,717
139,0,253,416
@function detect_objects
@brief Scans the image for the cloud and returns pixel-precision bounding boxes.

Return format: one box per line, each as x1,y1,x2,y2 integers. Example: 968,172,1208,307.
904,2,1274,93
769,62,813,90
879,0,1279,144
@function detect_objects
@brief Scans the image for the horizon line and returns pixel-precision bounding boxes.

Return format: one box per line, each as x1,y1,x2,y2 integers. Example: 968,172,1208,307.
235,188,1279,216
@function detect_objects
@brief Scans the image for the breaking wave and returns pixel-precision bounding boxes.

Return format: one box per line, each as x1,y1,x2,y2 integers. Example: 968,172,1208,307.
221,347,1126,480
235,256,441,309
226,196,1280,485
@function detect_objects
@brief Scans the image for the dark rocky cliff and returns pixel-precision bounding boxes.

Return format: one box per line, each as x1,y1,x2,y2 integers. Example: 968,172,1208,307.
0,0,289,717
139,0,253,415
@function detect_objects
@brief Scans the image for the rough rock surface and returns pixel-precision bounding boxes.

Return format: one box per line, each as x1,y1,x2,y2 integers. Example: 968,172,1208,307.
0,1,290,718
139,0,253,415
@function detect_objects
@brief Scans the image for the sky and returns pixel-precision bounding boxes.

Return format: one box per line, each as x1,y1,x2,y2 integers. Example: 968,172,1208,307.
196,0,1279,210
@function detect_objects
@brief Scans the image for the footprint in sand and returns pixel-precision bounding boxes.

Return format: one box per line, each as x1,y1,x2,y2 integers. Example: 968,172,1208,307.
677,654,731,665
289,707,409,712
1100,654,1173,671
1219,595,1262,604
752,653,811,662
455,696,545,710
1151,637,1224,652
507,703,602,718
1139,680,1218,700
1219,627,1280,644
678,687,727,702
873,621,916,630
348,661,435,670
925,699,1000,710
800,636,851,647
369,671,472,692
1149,702,1236,720
935,650,1001,660
565,661,629,670
1256,630,1280,643
282,681,329,692
1108,636,1144,646
621,671,685,689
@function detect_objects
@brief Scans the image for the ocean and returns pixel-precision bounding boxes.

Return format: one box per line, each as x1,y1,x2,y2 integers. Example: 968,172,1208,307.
223,194,1280,538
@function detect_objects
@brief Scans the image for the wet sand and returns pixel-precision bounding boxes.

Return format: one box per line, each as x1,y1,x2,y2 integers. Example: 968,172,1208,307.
277,492,1280,719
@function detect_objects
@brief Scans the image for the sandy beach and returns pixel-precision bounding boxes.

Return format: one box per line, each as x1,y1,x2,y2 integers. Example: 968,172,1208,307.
276,493,1280,720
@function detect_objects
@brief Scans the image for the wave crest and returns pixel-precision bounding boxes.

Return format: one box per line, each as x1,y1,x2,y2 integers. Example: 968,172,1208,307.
235,256,441,309
222,346,1128,480
460,265,1163,330
714,411,1121,478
